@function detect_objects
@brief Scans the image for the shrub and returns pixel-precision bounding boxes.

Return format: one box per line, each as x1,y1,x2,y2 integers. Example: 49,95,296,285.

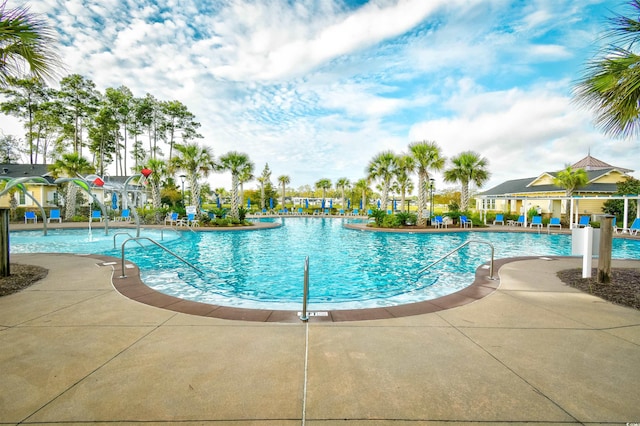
381,214,401,228
395,211,417,226
368,208,386,226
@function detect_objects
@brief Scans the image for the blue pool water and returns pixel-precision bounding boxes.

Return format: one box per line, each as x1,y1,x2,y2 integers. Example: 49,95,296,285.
10,218,640,310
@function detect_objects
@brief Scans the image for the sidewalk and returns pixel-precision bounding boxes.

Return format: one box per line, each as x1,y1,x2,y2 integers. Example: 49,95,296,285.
1,253,639,424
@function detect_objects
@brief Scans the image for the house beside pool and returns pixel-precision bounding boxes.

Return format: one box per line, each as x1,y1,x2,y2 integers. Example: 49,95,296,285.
475,155,638,227
0,164,147,217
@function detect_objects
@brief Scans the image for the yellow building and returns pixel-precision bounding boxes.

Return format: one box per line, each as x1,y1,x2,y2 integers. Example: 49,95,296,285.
0,164,59,209
477,155,637,225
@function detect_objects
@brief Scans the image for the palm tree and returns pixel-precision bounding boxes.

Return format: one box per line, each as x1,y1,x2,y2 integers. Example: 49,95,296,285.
238,166,254,207
143,158,167,222
409,141,445,226
353,178,370,212
315,178,332,207
49,152,95,220
443,151,490,212
336,177,351,209
170,142,216,216
0,1,62,86
219,151,253,220
257,163,271,210
553,165,589,223
277,175,290,212
573,0,640,139
394,154,415,213
367,151,397,211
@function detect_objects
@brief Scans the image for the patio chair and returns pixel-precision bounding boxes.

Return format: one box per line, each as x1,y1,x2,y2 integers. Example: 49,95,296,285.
91,210,103,222
547,217,561,232
493,214,504,225
24,211,37,224
47,209,62,223
186,213,199,227
339,209,345,216
512,215,525,226
577,216,590,228
460,215,473,228
530,215,543,229
627,217,640,235
433,215,446,228
116,209,131,222
164,212,179,226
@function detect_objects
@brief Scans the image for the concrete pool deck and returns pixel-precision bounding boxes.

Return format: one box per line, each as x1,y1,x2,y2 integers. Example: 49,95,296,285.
1,250,639,423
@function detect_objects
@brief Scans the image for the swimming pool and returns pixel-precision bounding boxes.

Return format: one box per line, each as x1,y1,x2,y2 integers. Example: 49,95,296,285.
10,218,640,310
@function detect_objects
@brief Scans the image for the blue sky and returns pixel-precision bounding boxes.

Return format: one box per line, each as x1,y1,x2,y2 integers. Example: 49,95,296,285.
3,0,639,193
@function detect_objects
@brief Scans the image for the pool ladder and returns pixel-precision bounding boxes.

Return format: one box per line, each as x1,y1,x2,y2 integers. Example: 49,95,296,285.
417,239,496,280
118,236,203,278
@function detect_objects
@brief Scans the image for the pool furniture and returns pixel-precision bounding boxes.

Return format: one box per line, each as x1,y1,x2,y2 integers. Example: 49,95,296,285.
547,217,561,232
186,213,199,227
115,209,131,222
48,209,61,223
493,214,504,225
460,215,472,228
165,212,179,225
433,216,447,228
626,217,640,235
24,211,37,224
339,209,345,215
577,216,590,228
352,208,359,216
91,210,102,222
511,215,525,226
530,216,543,229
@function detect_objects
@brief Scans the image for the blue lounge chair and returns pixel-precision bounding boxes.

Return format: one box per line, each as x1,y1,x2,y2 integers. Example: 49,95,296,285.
339,209,345,216
577,216,590,228
493,214,504,225
116,209,131,222
48,209,61,223
352,208,359,216
512,215,525,226
460,215,472,228
91,210,102,222
530,215,543,229
433,215,446,228
186,213,199,227
547,217,561,232
24,211,37,224
627,217,640,235
165,212,179,225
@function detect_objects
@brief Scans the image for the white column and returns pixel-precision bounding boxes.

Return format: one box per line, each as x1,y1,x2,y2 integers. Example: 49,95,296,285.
569,197,575,229
623,198,629,231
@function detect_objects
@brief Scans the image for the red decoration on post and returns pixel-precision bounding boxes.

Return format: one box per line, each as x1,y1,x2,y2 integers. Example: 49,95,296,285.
140,168,153,178
93,177,104,187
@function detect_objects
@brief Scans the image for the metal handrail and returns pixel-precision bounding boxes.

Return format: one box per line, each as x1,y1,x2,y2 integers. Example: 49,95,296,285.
113,232,145,249
300,256,310,321
119,236,203,278
417,239,495,280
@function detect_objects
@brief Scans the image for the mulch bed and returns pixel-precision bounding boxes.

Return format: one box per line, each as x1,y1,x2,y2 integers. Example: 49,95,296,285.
557,268,640,310
0,264,48,296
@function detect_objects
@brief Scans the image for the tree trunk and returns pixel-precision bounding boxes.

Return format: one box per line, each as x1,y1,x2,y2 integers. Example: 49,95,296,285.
417,172,427,226
64,184,78,221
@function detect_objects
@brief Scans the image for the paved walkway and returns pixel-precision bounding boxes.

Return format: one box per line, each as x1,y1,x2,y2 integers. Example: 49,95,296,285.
1,253,639,424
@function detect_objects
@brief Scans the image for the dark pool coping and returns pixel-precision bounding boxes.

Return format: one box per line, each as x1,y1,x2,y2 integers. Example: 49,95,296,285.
101,254,567,323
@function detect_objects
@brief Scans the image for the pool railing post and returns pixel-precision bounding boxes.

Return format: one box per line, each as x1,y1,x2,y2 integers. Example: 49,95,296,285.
300,256,309,321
